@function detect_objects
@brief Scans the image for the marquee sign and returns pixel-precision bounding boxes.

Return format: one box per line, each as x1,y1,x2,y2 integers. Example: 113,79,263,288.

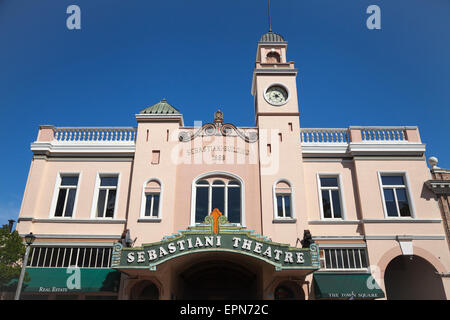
111,209,320,271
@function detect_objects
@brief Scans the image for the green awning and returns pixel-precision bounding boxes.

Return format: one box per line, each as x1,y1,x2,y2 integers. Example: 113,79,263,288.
9,268,121,293
313,272,385,299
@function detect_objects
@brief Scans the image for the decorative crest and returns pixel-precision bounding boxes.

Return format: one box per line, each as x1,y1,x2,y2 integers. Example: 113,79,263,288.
214,109,223,124
179,111,258,143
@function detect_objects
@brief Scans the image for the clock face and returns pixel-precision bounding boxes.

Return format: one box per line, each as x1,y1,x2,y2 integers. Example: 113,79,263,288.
265,85,288,106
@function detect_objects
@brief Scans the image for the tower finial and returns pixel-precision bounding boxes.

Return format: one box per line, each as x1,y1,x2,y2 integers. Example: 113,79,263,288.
268,0,272,32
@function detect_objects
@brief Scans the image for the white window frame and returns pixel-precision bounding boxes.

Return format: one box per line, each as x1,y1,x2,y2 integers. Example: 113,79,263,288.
319,246,369,272
317,173,347,220
139,178,163,220
377,171,416,219
49,172,81,219
90,173,120,219
190,171,245,227
272,179,296,221
143,193,160,218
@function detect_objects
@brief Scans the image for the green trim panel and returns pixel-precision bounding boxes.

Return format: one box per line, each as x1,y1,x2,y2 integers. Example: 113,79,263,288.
20,268,121,293
313,272,385,299
112,216,320,271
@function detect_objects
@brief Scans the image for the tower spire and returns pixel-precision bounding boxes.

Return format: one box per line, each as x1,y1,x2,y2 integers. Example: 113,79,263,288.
268,0,272,32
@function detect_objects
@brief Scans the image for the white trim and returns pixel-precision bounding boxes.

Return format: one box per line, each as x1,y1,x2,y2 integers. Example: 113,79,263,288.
190,171,245,227
349,143,426,156
31,142,136,155
90,173,121,219
361,219,441,223
19,217,126,224
308,220,360,225
31,242,114,247
312,236,365,240
301,144,349,156
139,178,163,220
364,235,445,240
316,173,347,220
272,178,296,221
48,172,81,219
377,171,416,219
312,235,446,241
20,234,122,239
317,243,367,248
300,143,426,157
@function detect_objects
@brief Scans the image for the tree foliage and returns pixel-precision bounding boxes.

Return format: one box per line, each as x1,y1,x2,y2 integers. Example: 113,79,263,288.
0,224,26,288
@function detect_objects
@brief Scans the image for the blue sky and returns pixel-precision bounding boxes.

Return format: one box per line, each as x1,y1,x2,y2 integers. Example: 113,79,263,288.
0,0,449,227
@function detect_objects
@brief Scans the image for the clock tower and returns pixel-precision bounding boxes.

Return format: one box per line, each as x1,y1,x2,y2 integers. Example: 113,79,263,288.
251,31,300,120
252,31,308,246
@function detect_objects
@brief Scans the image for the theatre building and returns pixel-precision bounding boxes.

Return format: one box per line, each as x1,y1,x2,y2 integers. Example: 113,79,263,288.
13,30,450,300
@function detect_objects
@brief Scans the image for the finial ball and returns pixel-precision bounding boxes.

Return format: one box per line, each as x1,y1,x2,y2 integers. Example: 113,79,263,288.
428,156,439,168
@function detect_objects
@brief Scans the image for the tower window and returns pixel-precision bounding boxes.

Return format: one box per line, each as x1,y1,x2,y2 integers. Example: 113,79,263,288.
141,180,162,219
266,51,281,63
274,181,293,219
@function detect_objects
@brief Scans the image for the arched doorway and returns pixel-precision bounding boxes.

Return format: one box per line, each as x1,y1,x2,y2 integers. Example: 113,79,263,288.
179,259,257,300
130,280,160,300
384,255,446,300
274,281,305,300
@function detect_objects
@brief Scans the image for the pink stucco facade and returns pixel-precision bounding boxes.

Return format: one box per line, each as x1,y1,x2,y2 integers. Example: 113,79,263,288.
13,32,450,300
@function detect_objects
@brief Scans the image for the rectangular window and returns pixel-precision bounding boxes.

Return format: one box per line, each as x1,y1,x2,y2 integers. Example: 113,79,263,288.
212,186,225,214
319,176,343,219
96,176,118,218
276,194,292,218
380,174,411,217
319,248,369,270
151,150,160,164
227,186,241,224
144,194,160,218
54,175,79,217
195,186,209,223
28,247,112,268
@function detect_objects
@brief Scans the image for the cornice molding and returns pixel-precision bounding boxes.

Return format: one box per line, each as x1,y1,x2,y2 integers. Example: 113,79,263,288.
19,233,122,239
312,235,446,241
30,141,136,156
348,142,426,156
361,218,442,224
18,217,127,224
308,220,360,225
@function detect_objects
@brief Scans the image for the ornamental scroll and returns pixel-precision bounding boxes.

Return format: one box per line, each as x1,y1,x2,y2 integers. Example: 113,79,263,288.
178,110,258,143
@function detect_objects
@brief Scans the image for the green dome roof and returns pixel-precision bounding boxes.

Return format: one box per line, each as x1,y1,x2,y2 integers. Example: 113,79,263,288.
259,31,285,43
140,99,180,114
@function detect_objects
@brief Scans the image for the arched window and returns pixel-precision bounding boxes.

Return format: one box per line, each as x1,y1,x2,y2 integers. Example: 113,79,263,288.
274,180,293,219
274,285,294,300
193,175,242,225
266,51,281,63
140,179,162,219
131,280,160,300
